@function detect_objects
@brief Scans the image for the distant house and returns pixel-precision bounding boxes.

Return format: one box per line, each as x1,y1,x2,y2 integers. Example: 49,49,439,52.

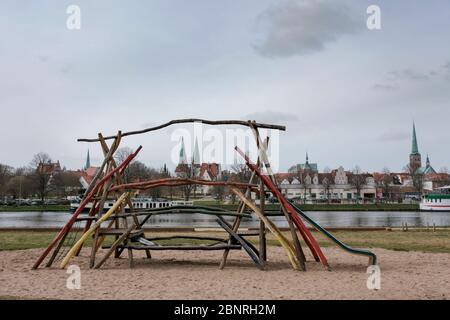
78,167,99,189
72,151,100,190
277,166,376,203
36,160,62,187
37,160,61,176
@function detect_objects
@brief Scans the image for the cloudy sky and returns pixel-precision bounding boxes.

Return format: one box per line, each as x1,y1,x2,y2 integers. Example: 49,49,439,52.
1,0,449,173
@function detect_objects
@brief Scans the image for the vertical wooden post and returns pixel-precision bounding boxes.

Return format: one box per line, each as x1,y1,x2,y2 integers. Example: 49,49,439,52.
259,174,267,263
249,123,306,270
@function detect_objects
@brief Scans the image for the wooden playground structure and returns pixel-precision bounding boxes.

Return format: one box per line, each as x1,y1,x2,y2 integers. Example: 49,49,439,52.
32,119,377,271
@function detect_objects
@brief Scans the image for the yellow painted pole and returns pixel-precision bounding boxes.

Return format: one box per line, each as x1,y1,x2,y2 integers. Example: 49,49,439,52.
60,192,130,269
231,188,301,270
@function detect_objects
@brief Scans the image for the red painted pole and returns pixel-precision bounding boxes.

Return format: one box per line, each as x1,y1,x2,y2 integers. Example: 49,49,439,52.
32,146,142,269
234,146,329,268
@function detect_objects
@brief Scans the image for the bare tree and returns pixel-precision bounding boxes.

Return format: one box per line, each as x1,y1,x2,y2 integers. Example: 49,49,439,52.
231,163,251,183
321,175,333,204
177,160,197,201
0,164,13,197
380,167,393,202
350,166,365,203
439,167,449,174
212,184,226,203
30,153,53,202
404,164,424,193
114,147,134,183
52,171,80,197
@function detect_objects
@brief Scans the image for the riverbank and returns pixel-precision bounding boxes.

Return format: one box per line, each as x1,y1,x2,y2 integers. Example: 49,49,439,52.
194,201,419,211
0,205,70,212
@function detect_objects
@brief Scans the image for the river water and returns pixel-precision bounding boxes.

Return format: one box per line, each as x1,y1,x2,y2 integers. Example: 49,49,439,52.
0,211,449,229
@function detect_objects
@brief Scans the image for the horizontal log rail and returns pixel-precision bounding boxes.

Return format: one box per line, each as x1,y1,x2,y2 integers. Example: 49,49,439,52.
77,119,286,142
118,244,242,251
109,178,259,193
75,206,252,222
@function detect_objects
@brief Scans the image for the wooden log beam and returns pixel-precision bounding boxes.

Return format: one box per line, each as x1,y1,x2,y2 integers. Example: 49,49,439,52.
109,178,258,193
77,119,286,142
215,217,263,269
118,244,242,251
94,225,136,269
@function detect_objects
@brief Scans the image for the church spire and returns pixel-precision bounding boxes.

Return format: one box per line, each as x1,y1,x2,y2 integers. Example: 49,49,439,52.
84,150,91,170
179,137,187,164
193,137,200,165
411,122,419,155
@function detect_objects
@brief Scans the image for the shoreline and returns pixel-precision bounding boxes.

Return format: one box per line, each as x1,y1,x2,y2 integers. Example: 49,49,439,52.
0,203,420,212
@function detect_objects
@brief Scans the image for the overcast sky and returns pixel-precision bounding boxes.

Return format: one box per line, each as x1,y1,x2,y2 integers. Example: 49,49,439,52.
1,0,449,173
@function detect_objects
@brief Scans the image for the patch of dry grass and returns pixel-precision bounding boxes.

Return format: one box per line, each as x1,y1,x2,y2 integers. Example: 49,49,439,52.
1,229,449,253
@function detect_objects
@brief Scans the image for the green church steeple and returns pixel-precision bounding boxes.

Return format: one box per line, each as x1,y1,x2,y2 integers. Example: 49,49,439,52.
411,122,419,155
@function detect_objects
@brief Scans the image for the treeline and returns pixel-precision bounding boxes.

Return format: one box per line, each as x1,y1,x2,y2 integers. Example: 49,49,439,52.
0,153,80,202
1,148,233,203
0,150,174,202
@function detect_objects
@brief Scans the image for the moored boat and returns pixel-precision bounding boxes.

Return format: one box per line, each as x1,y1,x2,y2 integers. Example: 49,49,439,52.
420,186,450,212
70,197,193,213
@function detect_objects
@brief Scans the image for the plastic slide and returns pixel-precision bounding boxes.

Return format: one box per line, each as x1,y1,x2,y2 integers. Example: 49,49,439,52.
289,201,377,265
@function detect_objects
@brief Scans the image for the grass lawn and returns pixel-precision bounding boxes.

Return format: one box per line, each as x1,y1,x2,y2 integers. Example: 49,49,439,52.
0,229,449,253
0,205,70,212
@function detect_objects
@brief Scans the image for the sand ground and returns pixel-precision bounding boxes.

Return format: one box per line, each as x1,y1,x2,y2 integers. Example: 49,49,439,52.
0,247,449,300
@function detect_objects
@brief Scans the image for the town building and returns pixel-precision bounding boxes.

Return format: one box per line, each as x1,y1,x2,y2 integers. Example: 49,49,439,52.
278,166,376,203
288,153,318,173
373,122,448,201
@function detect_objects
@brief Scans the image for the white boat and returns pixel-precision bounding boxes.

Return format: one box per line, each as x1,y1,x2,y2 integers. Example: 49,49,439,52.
420,186,450,212
70,197,193,213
